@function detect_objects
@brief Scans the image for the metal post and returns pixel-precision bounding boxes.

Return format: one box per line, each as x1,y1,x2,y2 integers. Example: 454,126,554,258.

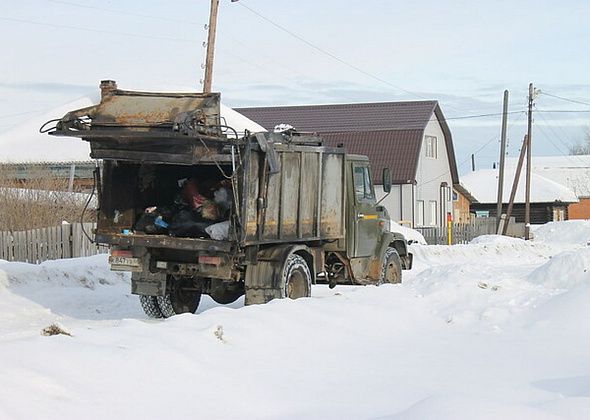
67,163,76,192
496,90,509,231
203,0,220,93
502,135,528,236
524,83,534,240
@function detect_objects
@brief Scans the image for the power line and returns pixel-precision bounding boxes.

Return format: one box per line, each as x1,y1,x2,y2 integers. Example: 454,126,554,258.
0,16,196,43
540,91,590,107
236,2,430,101
47,0,201,26
535,109,590,113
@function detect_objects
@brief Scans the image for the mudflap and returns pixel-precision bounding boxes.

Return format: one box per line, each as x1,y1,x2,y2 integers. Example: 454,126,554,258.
131,271,167,296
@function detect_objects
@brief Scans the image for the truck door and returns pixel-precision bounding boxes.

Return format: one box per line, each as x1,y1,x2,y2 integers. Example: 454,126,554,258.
352,163,381,257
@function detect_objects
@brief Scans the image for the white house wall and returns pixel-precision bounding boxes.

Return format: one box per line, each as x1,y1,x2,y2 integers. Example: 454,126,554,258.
376,183,414,226
414,118,454,227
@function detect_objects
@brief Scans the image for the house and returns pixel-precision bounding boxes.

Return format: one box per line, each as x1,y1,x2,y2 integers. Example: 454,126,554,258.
453,183,477,224
505,155,590,220
237,101,459,228
461,168,579,224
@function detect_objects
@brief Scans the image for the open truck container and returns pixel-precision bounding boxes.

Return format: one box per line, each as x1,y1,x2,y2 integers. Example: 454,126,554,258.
48,81,411,318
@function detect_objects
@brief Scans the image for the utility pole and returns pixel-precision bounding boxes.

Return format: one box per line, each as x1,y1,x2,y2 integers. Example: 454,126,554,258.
203,0,220,93
471,154,475,172
524,83,534,240
502,135,528,236
496,90,509,232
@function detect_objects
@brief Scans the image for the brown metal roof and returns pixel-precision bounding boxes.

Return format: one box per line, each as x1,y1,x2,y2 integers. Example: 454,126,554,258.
321,130,423,184
237,101,459,185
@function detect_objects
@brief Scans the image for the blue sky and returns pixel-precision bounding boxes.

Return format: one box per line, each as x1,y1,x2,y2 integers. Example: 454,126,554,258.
1,0,589,173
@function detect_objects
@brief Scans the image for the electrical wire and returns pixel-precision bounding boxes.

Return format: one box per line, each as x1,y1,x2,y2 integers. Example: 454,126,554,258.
540,91,590,107
236,2,431,101
48,0,200,26
0,16,195,43
80,165,98,244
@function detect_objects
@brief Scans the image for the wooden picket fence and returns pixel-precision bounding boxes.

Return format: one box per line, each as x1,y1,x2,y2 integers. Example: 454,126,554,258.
0,223,107,264
415,218,526,245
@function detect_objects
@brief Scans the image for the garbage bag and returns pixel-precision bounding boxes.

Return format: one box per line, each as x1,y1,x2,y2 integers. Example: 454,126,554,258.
205,220,230,241
168,209,213,238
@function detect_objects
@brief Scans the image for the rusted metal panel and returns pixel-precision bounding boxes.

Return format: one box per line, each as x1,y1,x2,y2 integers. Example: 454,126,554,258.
244,150,260,239
93,91,220,128
53,90,221,135
320,153,345,238
300,152,319,238
279,152,301,240
263,156,281,240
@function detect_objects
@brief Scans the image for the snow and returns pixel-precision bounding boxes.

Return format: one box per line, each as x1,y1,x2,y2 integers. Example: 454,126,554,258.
1,222,590,419
390,221,427,245
461,168,579,204
0,97,266,163
505,155,590,198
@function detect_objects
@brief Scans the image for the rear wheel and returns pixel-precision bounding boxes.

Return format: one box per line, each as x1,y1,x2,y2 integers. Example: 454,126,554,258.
282,254,312,299
379,247,402,285
157,276,202,318
244,252,312,305
139,295,164,318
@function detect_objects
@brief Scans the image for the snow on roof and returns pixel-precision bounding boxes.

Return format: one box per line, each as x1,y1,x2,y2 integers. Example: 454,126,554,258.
505,154,590,169
0,96,267,163
505,155,590,198
220,104,267,137
461,168,579,204
0,96,97,163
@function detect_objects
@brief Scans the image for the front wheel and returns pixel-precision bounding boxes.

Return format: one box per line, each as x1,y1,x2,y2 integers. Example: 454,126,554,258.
379,247,402,285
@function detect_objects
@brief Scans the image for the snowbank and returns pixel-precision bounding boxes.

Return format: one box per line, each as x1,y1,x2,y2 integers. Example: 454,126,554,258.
0,222,590,418
533,220,590,246
390,221,426,244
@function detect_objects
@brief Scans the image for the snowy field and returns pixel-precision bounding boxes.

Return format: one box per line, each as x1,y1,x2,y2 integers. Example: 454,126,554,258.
1,221,590,419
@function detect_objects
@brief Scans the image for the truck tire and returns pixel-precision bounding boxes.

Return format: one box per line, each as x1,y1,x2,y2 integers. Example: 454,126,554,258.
156,276,202,318
139,295,164,318
283,254,312,299
209,284,244,304
380,247,402,285
244,252,312,305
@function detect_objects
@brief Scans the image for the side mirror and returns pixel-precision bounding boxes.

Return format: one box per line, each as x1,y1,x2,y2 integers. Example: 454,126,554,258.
382,168,392,193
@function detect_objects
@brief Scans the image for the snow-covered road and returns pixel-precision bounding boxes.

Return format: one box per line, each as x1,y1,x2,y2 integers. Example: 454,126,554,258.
1,221,590,419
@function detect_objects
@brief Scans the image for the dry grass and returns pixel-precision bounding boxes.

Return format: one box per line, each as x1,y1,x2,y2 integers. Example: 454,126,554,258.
0,166,95,231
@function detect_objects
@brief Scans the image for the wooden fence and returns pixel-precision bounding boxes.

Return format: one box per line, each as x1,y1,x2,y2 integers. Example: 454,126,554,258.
0,223,107,264
415,218,526,245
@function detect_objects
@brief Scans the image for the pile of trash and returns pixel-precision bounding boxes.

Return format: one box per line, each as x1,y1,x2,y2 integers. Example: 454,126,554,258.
133,177,232,241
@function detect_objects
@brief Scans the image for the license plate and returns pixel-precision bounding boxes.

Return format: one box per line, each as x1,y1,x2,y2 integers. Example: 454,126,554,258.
109,256,141,267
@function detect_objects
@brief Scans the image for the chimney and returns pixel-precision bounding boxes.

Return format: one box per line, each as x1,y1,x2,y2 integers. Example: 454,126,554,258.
100,80,118,99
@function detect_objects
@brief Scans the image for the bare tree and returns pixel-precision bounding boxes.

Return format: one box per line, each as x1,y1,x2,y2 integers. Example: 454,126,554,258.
0,166,95,231
569,128,590,155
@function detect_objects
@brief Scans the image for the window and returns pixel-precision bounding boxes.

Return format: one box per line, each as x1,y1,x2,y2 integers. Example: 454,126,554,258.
417,200,425,226
353,165,375,202
452,191,458,201
429,201,437,226
553,208,565,221
425,135,438,159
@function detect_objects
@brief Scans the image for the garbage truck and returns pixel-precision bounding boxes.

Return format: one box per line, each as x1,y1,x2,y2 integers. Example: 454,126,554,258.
46,80,412,318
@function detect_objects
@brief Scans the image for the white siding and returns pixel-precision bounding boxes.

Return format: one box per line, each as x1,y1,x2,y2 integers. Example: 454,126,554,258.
376,183,414,226
414,118,454,227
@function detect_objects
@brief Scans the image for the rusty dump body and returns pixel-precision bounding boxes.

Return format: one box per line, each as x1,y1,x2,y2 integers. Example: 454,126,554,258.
48,82,411,313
